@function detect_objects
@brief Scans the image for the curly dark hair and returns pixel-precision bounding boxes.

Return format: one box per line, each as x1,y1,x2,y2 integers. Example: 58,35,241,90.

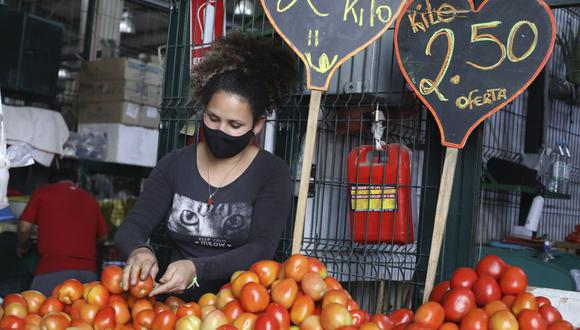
191,33,297,120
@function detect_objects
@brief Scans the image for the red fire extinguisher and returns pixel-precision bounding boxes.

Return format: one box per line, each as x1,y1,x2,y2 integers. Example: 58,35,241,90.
190,0,226,67
347,144,413,244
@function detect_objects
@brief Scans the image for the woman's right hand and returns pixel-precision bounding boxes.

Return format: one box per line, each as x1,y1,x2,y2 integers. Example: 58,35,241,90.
122,247,158,291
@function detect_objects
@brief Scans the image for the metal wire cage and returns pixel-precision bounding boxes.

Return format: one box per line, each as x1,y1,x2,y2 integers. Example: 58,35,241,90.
156,0,452,312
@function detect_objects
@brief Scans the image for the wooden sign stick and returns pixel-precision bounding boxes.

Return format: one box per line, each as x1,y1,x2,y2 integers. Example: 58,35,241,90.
422,147,459,303
292,90,322,255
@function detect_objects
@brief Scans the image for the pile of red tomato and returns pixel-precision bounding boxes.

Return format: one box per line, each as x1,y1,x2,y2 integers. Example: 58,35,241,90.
0,254,575,330
565,225,580,243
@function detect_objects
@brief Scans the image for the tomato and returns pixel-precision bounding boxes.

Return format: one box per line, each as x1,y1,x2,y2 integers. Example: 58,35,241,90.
301,315,323,330
484,301,510,316
511,292,538,315
177,302,203,319
80,303,100,324
217,325,238,330
101,265,124,294
489,310,518,330
155,302,171,314
51,285,61,298
442,288,476,323
231,271,245,283
301,272,327,301
272,278,299,309
4,303,27,319
346,299,359,312
130,276,155,298
267,302,291,330
404,323,432,330
307,257,328,279
291,295,316,325
535,297,551,309
502,295,516,308
360,322,381,330
133,309,156,330
324,277,342,291
39,297,64,316
201,305,217,320
22,290,46,314
499,267,528,296
390,309,414,326
110,299,131,324
459,308,488,330
439,322,459,330
26,313,43,326
151,310,177,330
256,313,281,330
233,313,258,330
166,295,186,311
285,254,311,282
93,306,117,330
322,289,349,308
3,293,27,308
337,327,359,330
41,312,71,330
70,320,93,330
371,314,395,330
518,309,547,330
538,305,562,325
217,288,236,309
450,268,478,289
546,320,573,330
414,302,445,329
350,310,368,327
232,271,260,298
392,323,409,330
429,281,450,303
85,283,110,308
476,255,507,280
320,303,352,330
201,310,228,330
251,260,282,288
0,315,26,329
198,293,218,307
131,298,154,320
241,282,270,313
472,274,502,307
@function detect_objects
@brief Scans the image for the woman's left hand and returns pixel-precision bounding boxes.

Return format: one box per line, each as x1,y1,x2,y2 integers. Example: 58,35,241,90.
149,260,196,296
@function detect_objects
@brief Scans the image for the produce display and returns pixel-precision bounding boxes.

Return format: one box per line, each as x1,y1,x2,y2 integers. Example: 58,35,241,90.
0,254,576,330
564,225,580,243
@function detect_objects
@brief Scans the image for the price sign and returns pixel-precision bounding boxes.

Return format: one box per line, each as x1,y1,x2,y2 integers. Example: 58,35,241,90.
261,0,405,91
395,0,556,148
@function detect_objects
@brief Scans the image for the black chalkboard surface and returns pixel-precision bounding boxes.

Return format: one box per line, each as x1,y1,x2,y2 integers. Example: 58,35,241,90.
395,0,556,148
261,0,405,91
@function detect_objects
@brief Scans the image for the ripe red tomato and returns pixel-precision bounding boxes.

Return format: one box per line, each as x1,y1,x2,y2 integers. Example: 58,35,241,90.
414,302,445,329
535,297,551,309
271,278,299,309
284,254,310,282
101,265,124,294
320,303,353,330
450,268,478,289
232,271,260,298
441,287,476,323
472,274,502,306
439,322,459,330
371,314,395,330
176,302,202,319
322,289,349,308
502,295,516,308
390,309,414,326
359,322,381,330
0,315,26,329
57,278,84,304
151,310,177,330
484,301,510,316
41,312,72,330
308,257,328,279
476,255,507,280
39,297,65,316
291,294,315,325
255,313,281,330
130,276,155,298
302,272,328,301
538,305,563,325
429,281,450,303
217,325,238,330
93,306,117,330
22,290,46,314
251,260,281,288
266,302,291,330
499,267,528,295
403,323,431,330
4,303,27,319
2,294,26,308
165,295,185,311
131,298,154,320
80,303,100,324
546,320,573,330
459,308,488,330
223,299,244,322
350,310,367,327
85,283,110,308
71,320,94,330
109,299,131,325
133,309,155,330
233,312,258,330
489,310,518,330
511,292,538,315
517,309,547,330
324,277,342,290
240,282,270,313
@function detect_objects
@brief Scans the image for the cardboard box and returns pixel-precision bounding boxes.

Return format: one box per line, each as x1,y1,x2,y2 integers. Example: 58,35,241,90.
78,102,160,129
78,80,161,106
80,57,162,86
78,123,159,167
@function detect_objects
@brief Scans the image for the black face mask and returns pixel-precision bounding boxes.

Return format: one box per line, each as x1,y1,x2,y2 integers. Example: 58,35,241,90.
202,121,255,158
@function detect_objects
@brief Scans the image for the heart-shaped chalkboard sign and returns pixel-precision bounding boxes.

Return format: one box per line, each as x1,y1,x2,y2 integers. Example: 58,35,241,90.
395,0,555,148
261,0,405,91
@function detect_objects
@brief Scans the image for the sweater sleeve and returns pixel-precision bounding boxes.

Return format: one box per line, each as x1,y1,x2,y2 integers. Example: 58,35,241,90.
190,159,292,281
114,151,176,258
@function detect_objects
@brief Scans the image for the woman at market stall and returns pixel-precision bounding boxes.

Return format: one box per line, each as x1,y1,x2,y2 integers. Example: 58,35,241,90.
114,33,297,300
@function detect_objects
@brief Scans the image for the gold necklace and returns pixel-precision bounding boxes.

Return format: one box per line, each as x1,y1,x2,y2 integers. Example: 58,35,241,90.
206,152,245,206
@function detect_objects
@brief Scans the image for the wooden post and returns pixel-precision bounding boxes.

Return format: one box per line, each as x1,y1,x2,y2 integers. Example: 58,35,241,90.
292,90,322,255
422,147,459,303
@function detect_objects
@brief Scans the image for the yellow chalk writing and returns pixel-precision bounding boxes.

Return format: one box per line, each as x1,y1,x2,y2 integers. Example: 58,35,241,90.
305,52,338,73
419,28,455,101
455,88,508,110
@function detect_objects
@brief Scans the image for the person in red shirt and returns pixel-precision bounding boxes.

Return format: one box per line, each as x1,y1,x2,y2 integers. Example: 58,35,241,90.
17,168,108,296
